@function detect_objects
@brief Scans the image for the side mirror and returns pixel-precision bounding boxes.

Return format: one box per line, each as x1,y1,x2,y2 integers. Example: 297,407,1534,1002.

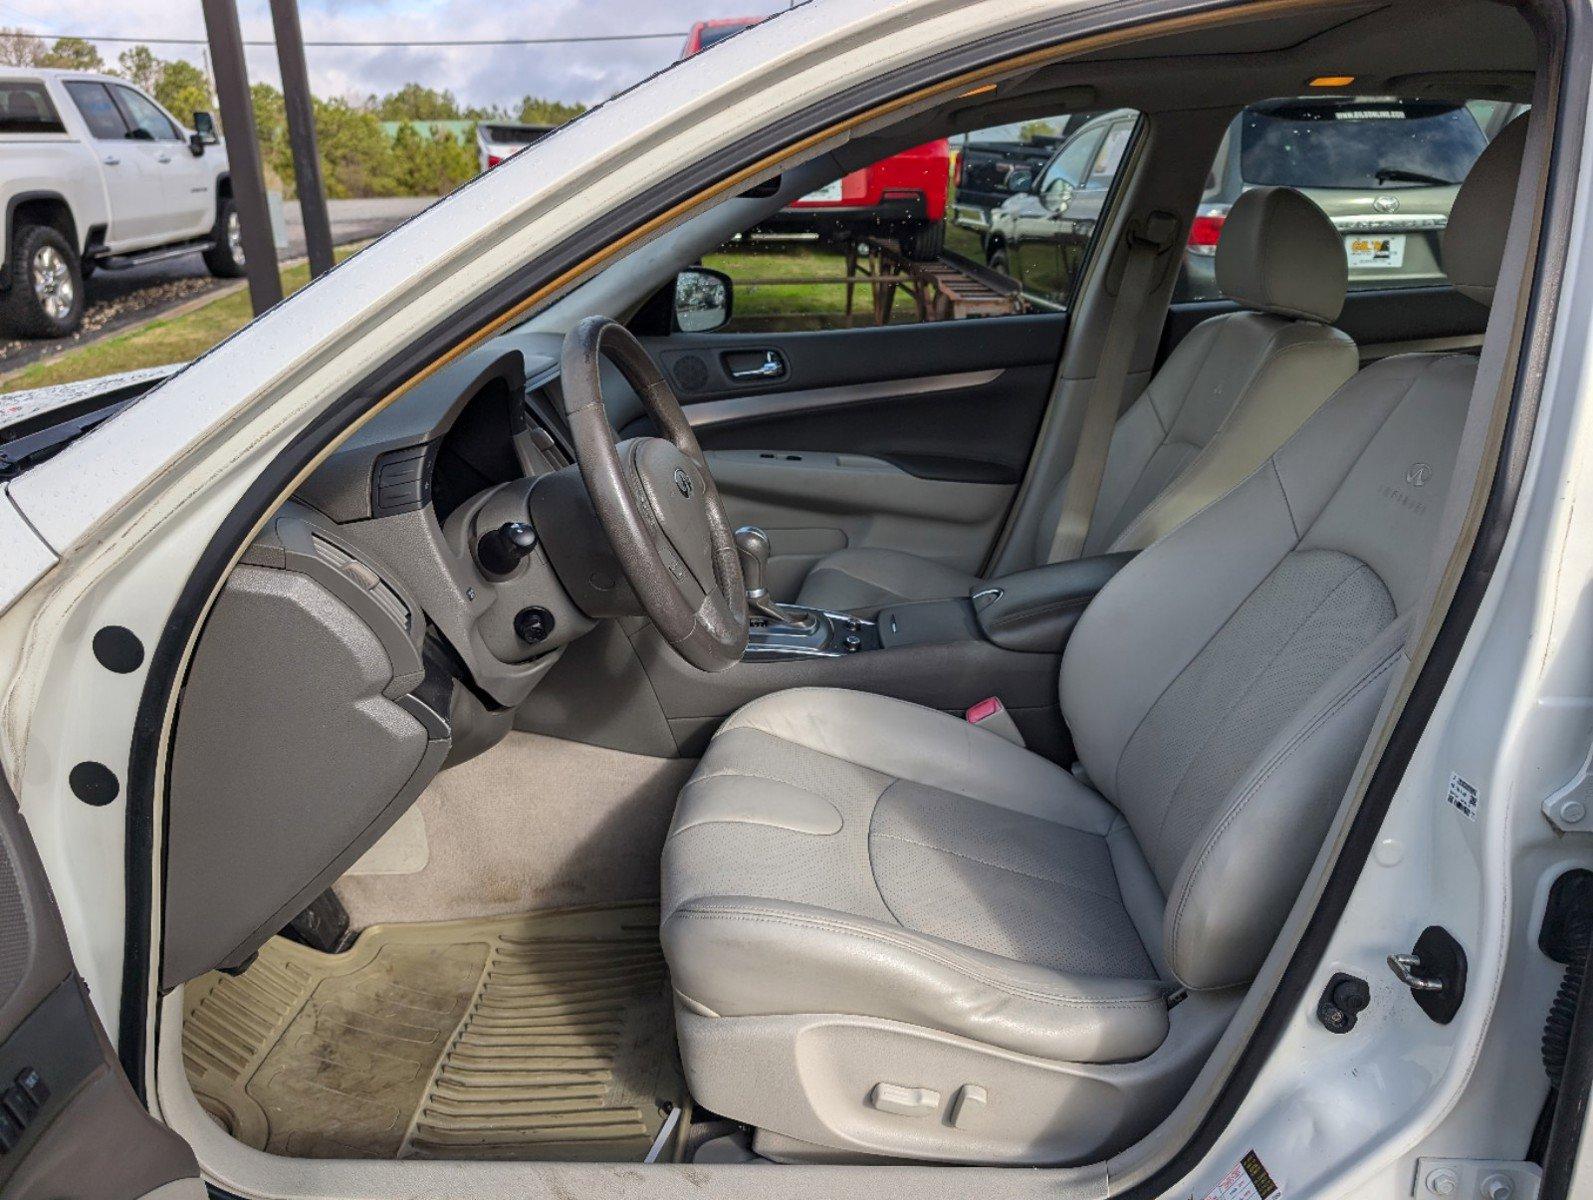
1006,168,1035,194
192,112,219,144
1042,181,1074,212
187,131,206,157
673,266,733,333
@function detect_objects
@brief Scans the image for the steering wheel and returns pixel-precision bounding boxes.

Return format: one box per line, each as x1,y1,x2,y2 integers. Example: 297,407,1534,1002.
559,316,748,672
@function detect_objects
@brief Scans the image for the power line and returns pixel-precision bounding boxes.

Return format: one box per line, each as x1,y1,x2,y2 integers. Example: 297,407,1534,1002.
0,29,692,48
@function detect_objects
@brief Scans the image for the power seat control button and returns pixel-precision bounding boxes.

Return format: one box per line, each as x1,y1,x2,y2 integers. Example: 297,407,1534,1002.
15,1067,48,1107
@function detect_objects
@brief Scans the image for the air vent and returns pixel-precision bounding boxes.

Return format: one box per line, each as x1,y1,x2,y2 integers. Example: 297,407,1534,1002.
672,354,710,392
371,444,433,516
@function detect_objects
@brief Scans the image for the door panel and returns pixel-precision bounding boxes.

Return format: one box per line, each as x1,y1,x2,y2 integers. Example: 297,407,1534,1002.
705,449,1014,600
639,314,1065,598
0,773,201,1198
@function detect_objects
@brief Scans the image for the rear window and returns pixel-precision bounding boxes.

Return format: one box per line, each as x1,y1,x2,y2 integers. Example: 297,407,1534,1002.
64,81,128,140
0,81,64,134
1240,99,1489,189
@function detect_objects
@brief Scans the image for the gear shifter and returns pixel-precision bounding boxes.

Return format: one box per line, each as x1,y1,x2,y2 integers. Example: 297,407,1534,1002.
734,525,817,631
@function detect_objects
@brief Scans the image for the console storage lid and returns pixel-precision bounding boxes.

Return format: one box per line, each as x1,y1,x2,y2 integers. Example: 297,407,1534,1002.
974,552,1136,653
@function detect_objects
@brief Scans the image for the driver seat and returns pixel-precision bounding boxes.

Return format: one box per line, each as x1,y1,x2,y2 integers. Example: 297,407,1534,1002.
660,119,1524,1165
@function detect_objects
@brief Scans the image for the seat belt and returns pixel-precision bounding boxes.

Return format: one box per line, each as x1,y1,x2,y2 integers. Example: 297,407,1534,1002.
1044,211,1180,565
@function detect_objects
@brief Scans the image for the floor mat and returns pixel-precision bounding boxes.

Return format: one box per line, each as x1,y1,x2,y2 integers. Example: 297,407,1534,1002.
181,903,683,1161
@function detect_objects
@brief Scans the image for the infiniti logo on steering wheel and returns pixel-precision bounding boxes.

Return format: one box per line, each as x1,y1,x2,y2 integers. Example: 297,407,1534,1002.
674,467,694,498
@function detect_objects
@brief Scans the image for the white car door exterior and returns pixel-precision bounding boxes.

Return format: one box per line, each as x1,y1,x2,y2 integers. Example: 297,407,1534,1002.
111,85,212,239
59,81,168,247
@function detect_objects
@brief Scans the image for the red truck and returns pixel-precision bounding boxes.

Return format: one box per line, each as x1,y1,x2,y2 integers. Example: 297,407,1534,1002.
681,18,952,259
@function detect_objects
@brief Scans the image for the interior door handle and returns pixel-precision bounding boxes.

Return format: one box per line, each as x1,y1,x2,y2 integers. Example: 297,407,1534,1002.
728,350,787,380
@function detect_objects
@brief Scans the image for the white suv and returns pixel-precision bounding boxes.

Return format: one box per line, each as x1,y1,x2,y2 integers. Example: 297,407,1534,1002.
0,67,239,339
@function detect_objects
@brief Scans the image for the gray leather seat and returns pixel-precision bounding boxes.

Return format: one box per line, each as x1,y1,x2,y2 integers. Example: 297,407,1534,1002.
796,185,1359,613
663,119,1524,1165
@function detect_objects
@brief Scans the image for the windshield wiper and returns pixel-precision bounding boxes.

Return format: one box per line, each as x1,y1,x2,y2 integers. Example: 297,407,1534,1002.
1374,167,1456,186
0,399,134,480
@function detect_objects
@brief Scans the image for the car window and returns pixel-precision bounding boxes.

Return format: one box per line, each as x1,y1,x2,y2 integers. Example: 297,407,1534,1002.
694,110,1137,331
1240,98,1489,189
63,81,129,140
1087,123,1134,187
0,81,65,134
113,85,181,141
1040,128,1104,195
1175,95,1509,302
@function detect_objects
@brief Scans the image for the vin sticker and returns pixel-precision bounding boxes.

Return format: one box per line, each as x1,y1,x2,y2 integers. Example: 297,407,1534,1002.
1203,1150,1281,1200
1447,773,1479,821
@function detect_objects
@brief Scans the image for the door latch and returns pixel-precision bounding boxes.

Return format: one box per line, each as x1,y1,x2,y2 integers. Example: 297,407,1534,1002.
1388,926,1467,1024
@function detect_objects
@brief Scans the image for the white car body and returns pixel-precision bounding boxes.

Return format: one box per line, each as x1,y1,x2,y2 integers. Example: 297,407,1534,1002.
0,66,230,275
0,2,1588,1198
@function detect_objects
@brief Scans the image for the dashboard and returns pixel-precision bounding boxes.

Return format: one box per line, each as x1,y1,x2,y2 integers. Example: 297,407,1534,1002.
291,332,617,717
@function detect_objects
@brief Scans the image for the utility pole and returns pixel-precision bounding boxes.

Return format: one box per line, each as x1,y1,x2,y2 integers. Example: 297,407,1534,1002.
201,0,283,313
270,0,334,278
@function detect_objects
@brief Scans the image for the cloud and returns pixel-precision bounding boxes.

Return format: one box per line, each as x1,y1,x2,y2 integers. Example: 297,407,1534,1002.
3,0,793,106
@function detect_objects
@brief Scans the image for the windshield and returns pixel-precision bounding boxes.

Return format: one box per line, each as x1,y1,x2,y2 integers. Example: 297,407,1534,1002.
1240,98,1489,189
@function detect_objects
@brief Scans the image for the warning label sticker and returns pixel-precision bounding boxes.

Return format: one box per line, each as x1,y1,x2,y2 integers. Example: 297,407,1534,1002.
1446,773,1479,821
1203,1150,1281,1200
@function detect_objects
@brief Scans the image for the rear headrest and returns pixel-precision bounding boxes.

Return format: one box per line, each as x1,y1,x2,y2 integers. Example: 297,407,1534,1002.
1216,186,1346,323
1443,115,1529,308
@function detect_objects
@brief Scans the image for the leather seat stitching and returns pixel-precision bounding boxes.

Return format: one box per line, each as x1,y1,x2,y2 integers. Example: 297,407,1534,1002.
1166,647,1401,984
869,829,1122,903
1111,333,1350,553
1148,556,1378,855
669,906,1166,1006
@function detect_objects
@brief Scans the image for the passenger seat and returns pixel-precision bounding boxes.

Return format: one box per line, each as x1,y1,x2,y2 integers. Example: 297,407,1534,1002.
796,186,1360,613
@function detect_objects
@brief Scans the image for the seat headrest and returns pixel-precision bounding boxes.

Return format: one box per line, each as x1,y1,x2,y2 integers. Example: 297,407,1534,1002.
1443,115,1529,308
1215,186,1347,323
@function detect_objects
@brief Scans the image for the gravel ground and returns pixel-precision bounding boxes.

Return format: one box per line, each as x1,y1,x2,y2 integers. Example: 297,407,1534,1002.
0,197,436,373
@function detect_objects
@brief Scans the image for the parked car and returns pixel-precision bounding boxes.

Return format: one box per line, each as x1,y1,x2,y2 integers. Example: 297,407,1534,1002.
0,67,238,339
476,120,555,173
949,135,1059,234
684,16,952,259
983,108,1138,306
1178,96,1499,300
764,136,954,260
984,97,1503,308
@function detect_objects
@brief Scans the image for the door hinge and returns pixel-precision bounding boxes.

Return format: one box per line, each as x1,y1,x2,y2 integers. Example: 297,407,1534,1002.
1413,1159,1540,1200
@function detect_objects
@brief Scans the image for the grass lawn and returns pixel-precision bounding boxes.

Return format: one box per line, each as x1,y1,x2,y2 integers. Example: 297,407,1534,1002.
1,245,363,395
705,240,902,332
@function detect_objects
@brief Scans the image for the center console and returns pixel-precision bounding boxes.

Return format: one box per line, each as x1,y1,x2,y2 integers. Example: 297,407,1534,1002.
516,528,1137,765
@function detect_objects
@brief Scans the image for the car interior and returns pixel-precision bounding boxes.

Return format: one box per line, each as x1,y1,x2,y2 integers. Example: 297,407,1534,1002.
151,0,1545,1182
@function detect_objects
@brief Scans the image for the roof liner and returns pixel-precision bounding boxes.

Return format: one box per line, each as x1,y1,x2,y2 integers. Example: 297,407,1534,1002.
880,0,1536,146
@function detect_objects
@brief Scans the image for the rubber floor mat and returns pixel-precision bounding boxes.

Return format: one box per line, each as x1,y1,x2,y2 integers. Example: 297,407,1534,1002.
181,903,683,1161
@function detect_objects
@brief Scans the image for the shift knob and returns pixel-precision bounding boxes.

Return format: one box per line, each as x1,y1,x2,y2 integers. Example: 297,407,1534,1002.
734,524,816,631
734,525,771,597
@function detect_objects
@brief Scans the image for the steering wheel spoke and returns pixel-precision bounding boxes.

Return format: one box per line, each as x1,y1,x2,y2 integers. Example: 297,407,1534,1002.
558,317,748,671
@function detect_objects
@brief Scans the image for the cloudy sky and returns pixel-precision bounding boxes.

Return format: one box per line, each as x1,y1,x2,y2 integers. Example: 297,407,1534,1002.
0,0,796,108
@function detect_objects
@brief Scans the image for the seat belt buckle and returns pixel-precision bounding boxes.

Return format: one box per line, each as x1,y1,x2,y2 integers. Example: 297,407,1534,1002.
966,696,1025,748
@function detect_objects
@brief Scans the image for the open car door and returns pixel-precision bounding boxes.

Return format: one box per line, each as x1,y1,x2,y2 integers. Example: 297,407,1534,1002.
0,773,201,1200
